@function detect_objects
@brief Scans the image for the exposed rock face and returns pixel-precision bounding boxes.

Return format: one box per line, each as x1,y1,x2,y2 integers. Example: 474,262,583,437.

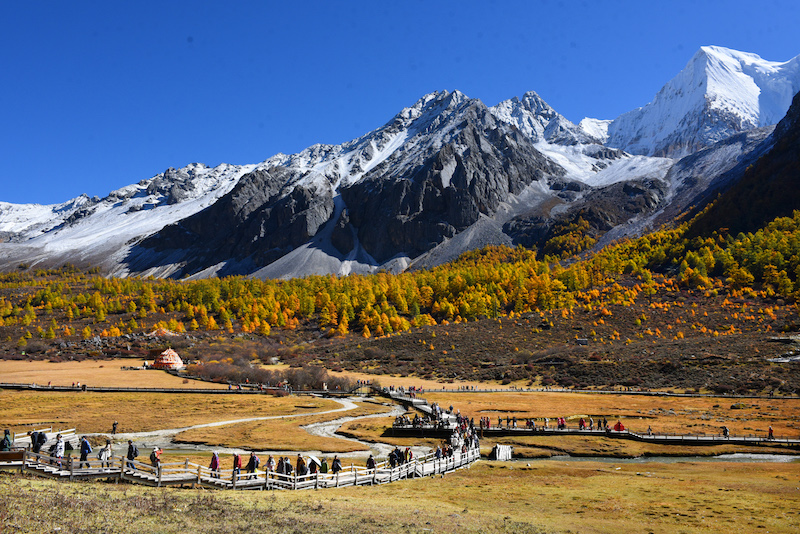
504,178,669,251
340,100,564,262
491,91,601,145
132,166,335,274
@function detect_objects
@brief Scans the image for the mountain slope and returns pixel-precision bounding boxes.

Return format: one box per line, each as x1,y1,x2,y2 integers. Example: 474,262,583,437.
606,46,800,158
128,91,567,275
686,90,800,237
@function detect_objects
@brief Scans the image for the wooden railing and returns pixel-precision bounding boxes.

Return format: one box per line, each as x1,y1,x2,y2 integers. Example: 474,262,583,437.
7,447,481,491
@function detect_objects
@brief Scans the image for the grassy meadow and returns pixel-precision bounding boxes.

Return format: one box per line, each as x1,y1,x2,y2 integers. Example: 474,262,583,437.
1,362,799,532
2,459,799,533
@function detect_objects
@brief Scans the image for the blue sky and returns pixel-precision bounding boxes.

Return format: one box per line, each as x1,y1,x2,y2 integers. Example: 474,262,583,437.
2,0,799,205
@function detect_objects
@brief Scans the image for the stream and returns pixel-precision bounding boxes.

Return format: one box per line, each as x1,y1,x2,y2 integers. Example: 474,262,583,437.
105,396,411,460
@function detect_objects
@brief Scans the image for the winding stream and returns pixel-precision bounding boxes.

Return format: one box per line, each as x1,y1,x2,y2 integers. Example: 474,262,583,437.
104,396,410,459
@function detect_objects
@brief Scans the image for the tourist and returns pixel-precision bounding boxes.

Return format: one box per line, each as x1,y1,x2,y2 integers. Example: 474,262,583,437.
126,440,139,470
296,454,306,476
232,453,242,479
768,426,774,440
331,455,342,474
366,454,376,471
98,439,112,468
245,452,259,479
112,421,118,435
722,426,729,438
79,436,92,468
151,447,162,469
54,434,65,469
320,457,329,474
0,429,11,451
283,457,293,476
209,451,220,478
276,456,286,475
266,454,276,472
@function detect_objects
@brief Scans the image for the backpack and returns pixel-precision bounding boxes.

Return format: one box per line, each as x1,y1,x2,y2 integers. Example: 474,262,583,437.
132,444,139,458
150,451,157,463
38,433,47,446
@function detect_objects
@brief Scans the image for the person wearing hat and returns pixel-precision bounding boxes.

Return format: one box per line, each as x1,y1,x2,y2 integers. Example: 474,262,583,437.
150,447,162,469
79,436,92,468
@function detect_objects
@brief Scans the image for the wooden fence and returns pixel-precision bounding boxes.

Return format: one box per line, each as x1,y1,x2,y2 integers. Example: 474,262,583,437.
2,447,480,491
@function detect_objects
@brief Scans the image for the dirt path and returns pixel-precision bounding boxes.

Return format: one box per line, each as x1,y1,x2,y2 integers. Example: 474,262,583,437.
103,397,412,459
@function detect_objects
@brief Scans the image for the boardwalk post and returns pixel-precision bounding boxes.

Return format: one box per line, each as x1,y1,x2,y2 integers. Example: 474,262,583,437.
69,456,74,481
196,465,202,488
315,472,319,490
157,465,162,488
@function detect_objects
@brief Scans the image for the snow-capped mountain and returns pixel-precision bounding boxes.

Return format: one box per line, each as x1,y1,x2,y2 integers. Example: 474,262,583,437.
0,46,797,280
0,163,255,273
606,45,800,157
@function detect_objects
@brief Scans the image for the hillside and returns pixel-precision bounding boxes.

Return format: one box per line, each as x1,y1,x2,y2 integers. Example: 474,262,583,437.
1,205,798,395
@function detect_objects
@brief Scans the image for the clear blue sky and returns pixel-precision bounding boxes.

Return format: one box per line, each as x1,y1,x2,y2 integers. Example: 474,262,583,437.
2,0,798,205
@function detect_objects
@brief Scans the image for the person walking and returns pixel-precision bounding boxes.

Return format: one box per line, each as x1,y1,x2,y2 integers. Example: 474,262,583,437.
126,440,139,471
79,436,92,468
209,451,220,478
296,454,306,476
98,439,112,469
232,453,242,480
112,421,118,435
0,429,11,451
320,457,329,474
331,455,342,474
245,452,259,479
54,434,65,469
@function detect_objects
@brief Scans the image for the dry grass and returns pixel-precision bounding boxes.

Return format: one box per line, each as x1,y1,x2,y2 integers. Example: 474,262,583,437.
0,390,340,435
0,358,228,389
423,391,800,438
174,399,394,453
2,459,799,533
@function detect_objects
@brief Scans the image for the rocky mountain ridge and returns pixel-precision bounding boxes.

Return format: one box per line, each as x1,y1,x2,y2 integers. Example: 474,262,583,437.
0,46,798,279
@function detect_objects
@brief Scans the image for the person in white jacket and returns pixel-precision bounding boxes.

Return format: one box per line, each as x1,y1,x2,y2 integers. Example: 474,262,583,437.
54,434,65,469
97,439,112,469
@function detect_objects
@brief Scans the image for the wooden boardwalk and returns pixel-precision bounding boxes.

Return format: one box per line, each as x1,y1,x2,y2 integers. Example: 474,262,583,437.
0,448,479,490
389,424,800,448
382,389,800,449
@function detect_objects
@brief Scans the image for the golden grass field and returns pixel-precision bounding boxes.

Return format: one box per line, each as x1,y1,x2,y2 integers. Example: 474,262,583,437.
0,390,340,434
2,459,799,533
0,358,229,389
2,360,799,533
173,398,393,453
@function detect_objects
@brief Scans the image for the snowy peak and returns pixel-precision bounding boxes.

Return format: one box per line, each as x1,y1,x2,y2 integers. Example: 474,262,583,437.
491,91,599,145
607,45,800,158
